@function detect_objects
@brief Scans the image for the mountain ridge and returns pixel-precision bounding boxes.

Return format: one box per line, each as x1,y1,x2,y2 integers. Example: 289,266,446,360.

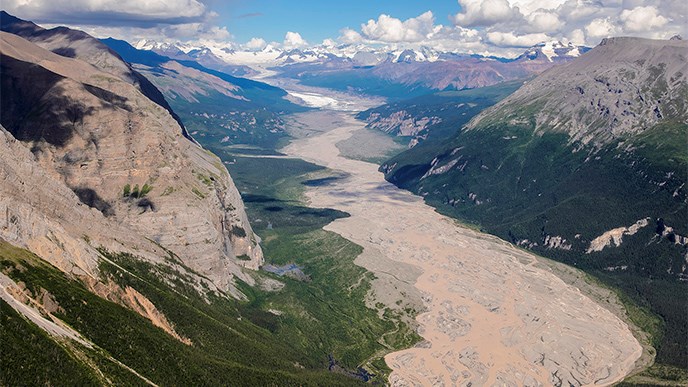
101,37,307,149
0,26,263,295
134,36,588,98
379,35,688,369
467,35,688,147
0,11,191,138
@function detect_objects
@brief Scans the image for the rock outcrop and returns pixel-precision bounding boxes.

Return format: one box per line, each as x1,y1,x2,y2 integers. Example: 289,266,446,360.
0,28,262,297
468,37,688,147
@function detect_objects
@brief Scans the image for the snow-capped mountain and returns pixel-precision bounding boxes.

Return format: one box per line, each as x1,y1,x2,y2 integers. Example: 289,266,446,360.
389,46,440,63
135,38,588,69
132,38,590,96
515,40,590,62
134,39,257,76
135,39,201,57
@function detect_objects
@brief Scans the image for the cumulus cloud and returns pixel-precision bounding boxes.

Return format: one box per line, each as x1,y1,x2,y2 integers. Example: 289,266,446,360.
339,28,363,44
487,31,551,47
244,37,267,50
283,31,308,49
585,17,619,39
2,0,230,45
452,0,522,27
526,10,562,32
361,11,435,43
568,28,586,45
4,0,685,58
447,0,683,54
508,0,568,15
329,0,683,57
620,6,669,32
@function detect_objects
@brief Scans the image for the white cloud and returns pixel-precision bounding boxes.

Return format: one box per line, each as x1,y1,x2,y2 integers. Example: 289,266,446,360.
620,6,669,32
507,0,568,15
452,0,522,27
487,31,551,47
585,17,618,39
526,11,562,32
361,11,435,42
4,0,686,59
322,38,337,47
283,31,308,49
568,28,586,45
339,28,363,44
3,0,206,24
244,37,267,50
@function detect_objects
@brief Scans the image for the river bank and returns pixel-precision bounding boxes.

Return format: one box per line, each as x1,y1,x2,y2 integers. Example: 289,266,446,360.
281,109,644,386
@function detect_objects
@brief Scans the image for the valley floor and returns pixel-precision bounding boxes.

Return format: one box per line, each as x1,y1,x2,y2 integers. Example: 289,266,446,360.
281,109,645,386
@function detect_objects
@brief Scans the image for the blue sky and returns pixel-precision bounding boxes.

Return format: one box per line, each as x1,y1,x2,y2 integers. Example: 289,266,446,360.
213,0,460,43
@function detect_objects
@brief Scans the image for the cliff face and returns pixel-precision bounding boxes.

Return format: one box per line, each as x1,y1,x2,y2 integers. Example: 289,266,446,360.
0,10,190,138
0,29,262,296
468,37,688,146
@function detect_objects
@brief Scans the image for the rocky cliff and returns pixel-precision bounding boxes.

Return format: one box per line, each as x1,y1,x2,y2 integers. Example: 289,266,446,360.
468,37,688,146
0,28,262,297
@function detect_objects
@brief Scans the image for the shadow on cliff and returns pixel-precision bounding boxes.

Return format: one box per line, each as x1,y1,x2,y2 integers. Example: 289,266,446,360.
0,55,129,147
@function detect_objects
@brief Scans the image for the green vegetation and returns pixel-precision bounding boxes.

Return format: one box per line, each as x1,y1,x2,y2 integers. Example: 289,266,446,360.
139,184,153,198
191,187,206,199
356,80,525,147
0,239,363,386
382,113,688,372
0,133,419,386
1,299,101,386
295,70,436,100
160,186,175,196
122,182,153,199
236,254,251,261
136,64,308,150
230,225,247,238
195,171,214,186
620,363,688,386
225,153,421,382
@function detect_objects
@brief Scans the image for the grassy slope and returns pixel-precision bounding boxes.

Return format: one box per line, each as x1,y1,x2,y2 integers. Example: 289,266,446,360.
130,55,308,150
0,240,361,386
355,80,524,145
1,299,103,386
219,150,421,381
383,116,688,378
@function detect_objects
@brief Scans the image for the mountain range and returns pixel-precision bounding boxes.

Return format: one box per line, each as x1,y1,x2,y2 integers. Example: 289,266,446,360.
101,37,306,149
0,12,377,385
1,11,427,385
378,35,688,369
1,8,687,385
136,38,589,99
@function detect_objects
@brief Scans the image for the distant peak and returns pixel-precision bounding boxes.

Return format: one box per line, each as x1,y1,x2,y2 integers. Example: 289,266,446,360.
670,34,683,40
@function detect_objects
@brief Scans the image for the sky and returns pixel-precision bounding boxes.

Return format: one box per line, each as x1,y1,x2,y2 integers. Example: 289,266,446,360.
3,0,687,56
